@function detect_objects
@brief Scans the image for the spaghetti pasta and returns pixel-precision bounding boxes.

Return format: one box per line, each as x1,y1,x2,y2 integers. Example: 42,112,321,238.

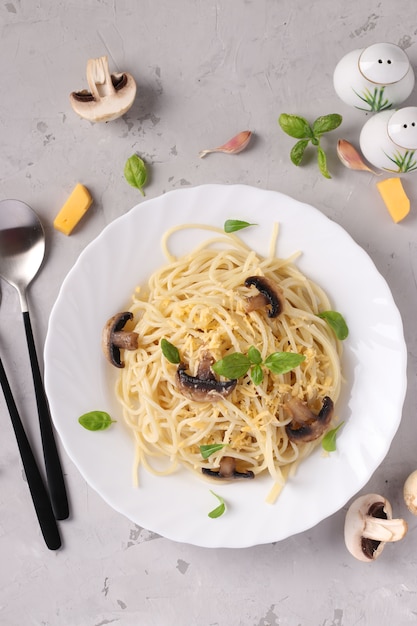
115,224,343,502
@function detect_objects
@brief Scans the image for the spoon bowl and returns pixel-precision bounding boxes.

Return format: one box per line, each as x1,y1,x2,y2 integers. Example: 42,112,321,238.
0,200,45,310
0,199,69,520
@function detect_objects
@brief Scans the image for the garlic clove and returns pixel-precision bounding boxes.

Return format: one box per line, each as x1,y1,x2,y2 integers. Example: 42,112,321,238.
199,130,252,158
337,139,377,173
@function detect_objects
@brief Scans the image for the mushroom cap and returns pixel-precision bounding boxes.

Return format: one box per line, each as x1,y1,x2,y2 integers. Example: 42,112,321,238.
176,362,237,402
244,275,283,318
102,311,139,368
285,396,334,442
70,56,136,122
404,469,417,515
344,493,407,562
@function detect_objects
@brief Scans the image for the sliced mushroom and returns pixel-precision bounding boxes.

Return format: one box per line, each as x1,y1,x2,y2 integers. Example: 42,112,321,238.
344,494,408,561
244,276,283,318
176,353,237,402
202,456,254,480
403,469,417,515
284,396,334,442
102,311,139,368
70,56,136,122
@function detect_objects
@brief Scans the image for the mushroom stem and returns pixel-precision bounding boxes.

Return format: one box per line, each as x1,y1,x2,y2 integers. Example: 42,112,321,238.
86,56,116,100
111,330,139,350
362,516,408,543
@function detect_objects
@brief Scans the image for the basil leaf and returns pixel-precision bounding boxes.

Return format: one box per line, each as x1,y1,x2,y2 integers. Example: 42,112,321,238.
212,353,251,379
290,139,310,166
224,219,257,233
124,154,148,196
247,345,262,365
208,490,226,518
322,421,345,452
318,311,349,340
250,364,264,385
313,113,343,136
160,338,181,364
200,443,227,460
264,352,305,375
78,410,116,431
278,114,313,139
317,146,331,179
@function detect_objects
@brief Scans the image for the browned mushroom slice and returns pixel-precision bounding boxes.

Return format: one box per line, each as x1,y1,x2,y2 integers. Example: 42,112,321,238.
176,360,237,402
284,396,334,442
244,276,283,318
102,311,139,368
202,456,255,480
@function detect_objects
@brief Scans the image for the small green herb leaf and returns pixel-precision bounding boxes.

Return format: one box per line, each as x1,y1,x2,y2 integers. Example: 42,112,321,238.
264,352,305,375
160,338,181,364
317,146,331,179
124,154,148,196
78,410,116,431
250,364,264,385
212,353,251,379
318,311,349,340
224,219,257,233
313,113,343,136
200,443,227,460
290,139,310,166
208,490,226,518
279,113,313,139
322,421,345,452
248,345,262,365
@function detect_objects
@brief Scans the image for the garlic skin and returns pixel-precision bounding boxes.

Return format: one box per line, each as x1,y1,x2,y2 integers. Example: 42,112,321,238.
337,139,377,173
199,130,252,158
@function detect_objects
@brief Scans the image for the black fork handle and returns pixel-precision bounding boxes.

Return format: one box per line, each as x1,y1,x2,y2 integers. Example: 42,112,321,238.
23,311,69,521
0,356,61,549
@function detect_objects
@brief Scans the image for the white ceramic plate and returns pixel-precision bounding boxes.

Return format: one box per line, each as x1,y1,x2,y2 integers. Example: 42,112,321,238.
44,184,407,548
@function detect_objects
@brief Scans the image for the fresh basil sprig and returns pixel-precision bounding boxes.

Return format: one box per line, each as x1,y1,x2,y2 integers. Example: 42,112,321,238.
208,490,226,518
318,311,349,340
278,113,342,178
124,154,148,196
224,219,257,233
78,410,116,431
322,421,345,452
160,338,181,364
212,346,305,385
200,443,227,459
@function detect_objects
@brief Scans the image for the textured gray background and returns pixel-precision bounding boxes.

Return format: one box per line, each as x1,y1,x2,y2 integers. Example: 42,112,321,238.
1,1,417,625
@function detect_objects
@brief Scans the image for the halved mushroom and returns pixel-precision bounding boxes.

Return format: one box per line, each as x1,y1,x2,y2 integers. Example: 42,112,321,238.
344,494,408,561
202,456,254,480
70,56,136,122
176,352,237,402
102,311,139,368
284,396,334,442
403,469,417,515
244,276,283,318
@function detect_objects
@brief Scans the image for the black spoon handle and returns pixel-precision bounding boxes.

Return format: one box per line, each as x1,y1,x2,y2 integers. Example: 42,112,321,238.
0,356,61,549
22,311,69,521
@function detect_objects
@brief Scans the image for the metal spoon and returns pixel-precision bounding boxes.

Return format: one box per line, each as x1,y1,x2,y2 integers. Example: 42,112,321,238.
0,199,69,520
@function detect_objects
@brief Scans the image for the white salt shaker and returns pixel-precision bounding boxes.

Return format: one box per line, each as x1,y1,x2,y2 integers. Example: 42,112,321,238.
333,42,414,112
359,106,417,173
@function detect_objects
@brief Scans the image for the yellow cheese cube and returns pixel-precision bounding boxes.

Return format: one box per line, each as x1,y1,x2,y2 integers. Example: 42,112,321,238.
54,183,93,235
376,177,410,223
